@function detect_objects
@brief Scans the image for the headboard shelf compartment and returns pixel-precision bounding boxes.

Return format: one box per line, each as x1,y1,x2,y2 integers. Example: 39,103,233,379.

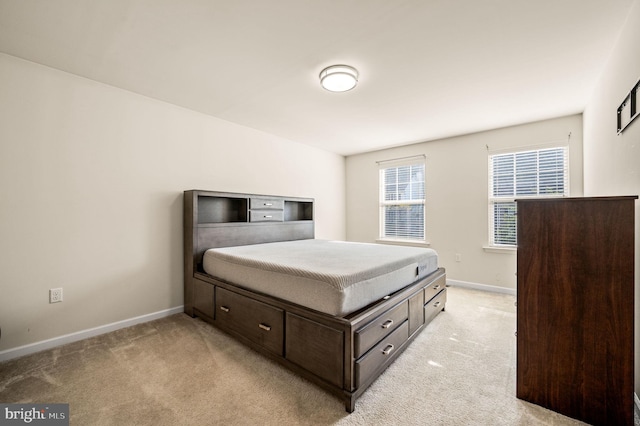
284,200,313,221
197,195,248,224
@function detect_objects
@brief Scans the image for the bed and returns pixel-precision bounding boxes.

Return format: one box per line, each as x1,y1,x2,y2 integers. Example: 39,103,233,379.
184,190,447,412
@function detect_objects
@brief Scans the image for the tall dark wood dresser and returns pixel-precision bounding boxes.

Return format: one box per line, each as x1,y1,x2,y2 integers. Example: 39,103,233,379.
516,196,636,426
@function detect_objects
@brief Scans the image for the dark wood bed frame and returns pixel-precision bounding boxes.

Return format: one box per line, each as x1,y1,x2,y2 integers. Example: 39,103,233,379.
184,190,447,412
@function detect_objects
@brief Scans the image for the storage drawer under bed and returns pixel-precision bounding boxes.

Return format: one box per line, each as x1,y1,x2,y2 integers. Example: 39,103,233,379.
424,288,446,326
354,301,408,359
355,320,409,388
424,274,446,304
216,287,284,356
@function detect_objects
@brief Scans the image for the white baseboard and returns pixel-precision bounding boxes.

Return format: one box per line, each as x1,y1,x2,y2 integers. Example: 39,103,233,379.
0,306,184,362
447,279,516,295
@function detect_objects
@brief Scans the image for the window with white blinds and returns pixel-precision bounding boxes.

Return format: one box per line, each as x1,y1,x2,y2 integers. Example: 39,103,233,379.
379,161,425,241
489,146,568,246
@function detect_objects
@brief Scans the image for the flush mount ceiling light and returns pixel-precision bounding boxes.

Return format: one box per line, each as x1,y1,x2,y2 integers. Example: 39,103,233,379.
319,65,359,92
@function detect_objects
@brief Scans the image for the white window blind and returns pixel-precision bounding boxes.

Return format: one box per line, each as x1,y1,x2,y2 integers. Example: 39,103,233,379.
379,160,425,241
489,146,568,246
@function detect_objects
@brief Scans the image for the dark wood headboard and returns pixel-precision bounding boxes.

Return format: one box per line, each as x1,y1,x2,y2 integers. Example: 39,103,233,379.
183,190,314,315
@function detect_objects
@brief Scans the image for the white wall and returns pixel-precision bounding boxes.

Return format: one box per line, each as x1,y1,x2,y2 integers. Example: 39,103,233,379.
346,115,583,291
582,0,640,400
0,53,346,353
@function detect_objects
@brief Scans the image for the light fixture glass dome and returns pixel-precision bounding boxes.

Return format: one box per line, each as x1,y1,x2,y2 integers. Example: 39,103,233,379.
319,65,358,92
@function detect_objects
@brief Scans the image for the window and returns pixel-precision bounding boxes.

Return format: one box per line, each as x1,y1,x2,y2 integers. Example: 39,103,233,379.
379,159,425,241
489,146,568,246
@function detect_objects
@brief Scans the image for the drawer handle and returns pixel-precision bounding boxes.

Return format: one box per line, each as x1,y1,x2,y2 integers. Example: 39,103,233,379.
220,306,230,313
433,301,441,308
258,323,271,332
382,344,394,355
264,203,273,206
264,215,273,218
433,284,441,290
381,319,394,329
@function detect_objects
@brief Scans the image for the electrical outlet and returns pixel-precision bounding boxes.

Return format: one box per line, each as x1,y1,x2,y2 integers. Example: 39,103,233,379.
455,253,462,262
49,288,63,303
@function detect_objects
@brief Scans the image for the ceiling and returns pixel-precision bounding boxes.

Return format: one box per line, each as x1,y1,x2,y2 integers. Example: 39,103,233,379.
0,0,635,156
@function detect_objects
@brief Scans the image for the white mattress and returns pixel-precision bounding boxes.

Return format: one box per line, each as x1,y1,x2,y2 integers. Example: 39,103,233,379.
203,239,438,316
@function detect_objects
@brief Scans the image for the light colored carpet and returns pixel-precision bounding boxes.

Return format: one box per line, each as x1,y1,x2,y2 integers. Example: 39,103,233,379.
0,286,634,425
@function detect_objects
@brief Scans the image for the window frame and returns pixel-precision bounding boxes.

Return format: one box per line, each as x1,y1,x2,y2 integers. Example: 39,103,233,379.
488,145,569,248
378,157,427,244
